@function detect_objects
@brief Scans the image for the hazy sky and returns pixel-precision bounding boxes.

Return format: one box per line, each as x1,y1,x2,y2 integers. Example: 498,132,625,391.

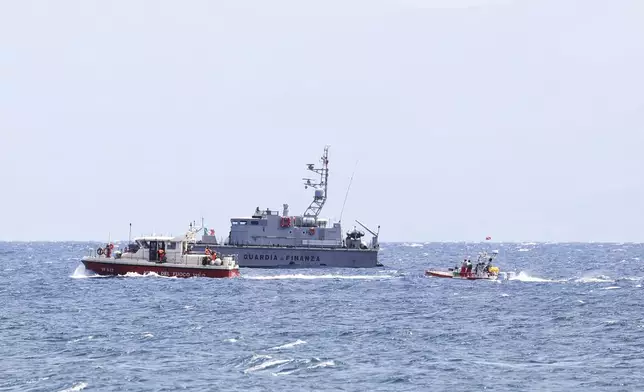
1,0,643,242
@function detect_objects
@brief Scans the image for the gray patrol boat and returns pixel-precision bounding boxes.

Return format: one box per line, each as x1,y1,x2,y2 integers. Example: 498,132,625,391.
196,145,382,268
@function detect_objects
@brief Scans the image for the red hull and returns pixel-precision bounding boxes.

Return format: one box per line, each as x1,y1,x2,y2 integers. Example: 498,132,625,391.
82,260,240,278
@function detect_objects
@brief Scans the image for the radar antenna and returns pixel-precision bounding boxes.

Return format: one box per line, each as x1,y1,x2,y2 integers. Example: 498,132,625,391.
302,145,330,219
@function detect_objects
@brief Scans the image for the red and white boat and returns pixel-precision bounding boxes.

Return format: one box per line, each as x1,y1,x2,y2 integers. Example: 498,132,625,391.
424,269,500,280
425,250,511,281
81,226,240,278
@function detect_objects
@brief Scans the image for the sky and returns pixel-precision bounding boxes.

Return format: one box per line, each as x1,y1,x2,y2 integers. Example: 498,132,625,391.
1,0,643,242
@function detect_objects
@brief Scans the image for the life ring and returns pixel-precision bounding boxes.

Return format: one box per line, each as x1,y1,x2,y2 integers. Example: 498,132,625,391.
308,228,315,235
96,247,104,255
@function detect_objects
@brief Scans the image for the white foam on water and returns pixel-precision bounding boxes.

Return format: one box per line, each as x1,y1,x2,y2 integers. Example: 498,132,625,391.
121,271,177,279
601,286,621,290
268,339,306,350
58,382,88,392
244,359,293,373
249,354,272,362
69,264,105,279
619,276,644,282
509,271,558,283
309,360,335,369
245,274,394,280
272,359,336,376
273,369,299,376
574,275,614,283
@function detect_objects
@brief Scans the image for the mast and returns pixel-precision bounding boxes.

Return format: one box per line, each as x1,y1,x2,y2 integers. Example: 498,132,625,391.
302,145,330,220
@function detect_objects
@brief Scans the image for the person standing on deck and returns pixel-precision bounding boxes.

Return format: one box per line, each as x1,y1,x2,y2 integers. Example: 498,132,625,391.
460,259,467,276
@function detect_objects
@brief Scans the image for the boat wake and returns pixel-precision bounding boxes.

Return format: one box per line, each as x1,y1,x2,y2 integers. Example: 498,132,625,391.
120,271,177,279
70,264,106,279
573,275,614,283
69,263,177,279
244,274,395,280
508,271,563,283
504,271,643,285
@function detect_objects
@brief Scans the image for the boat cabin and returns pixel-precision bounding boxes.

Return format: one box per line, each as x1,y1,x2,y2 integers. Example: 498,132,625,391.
225,205,343,247
122,235,192,262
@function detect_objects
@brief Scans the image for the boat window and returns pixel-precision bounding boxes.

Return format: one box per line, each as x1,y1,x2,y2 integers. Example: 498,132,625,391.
125,243,140,253
250,220,259,225
137,240,150,249
167,242,177,250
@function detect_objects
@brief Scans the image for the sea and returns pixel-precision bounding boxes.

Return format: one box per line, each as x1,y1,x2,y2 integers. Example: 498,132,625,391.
1,241,643,391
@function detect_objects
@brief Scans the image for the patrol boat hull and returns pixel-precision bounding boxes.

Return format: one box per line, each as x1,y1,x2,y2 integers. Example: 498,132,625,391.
82,258,240,278
197,245,381,268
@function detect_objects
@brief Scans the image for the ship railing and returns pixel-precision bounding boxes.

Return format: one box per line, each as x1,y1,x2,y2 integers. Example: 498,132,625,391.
87,248,115,258
253,209,280,216
163,251,239,267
